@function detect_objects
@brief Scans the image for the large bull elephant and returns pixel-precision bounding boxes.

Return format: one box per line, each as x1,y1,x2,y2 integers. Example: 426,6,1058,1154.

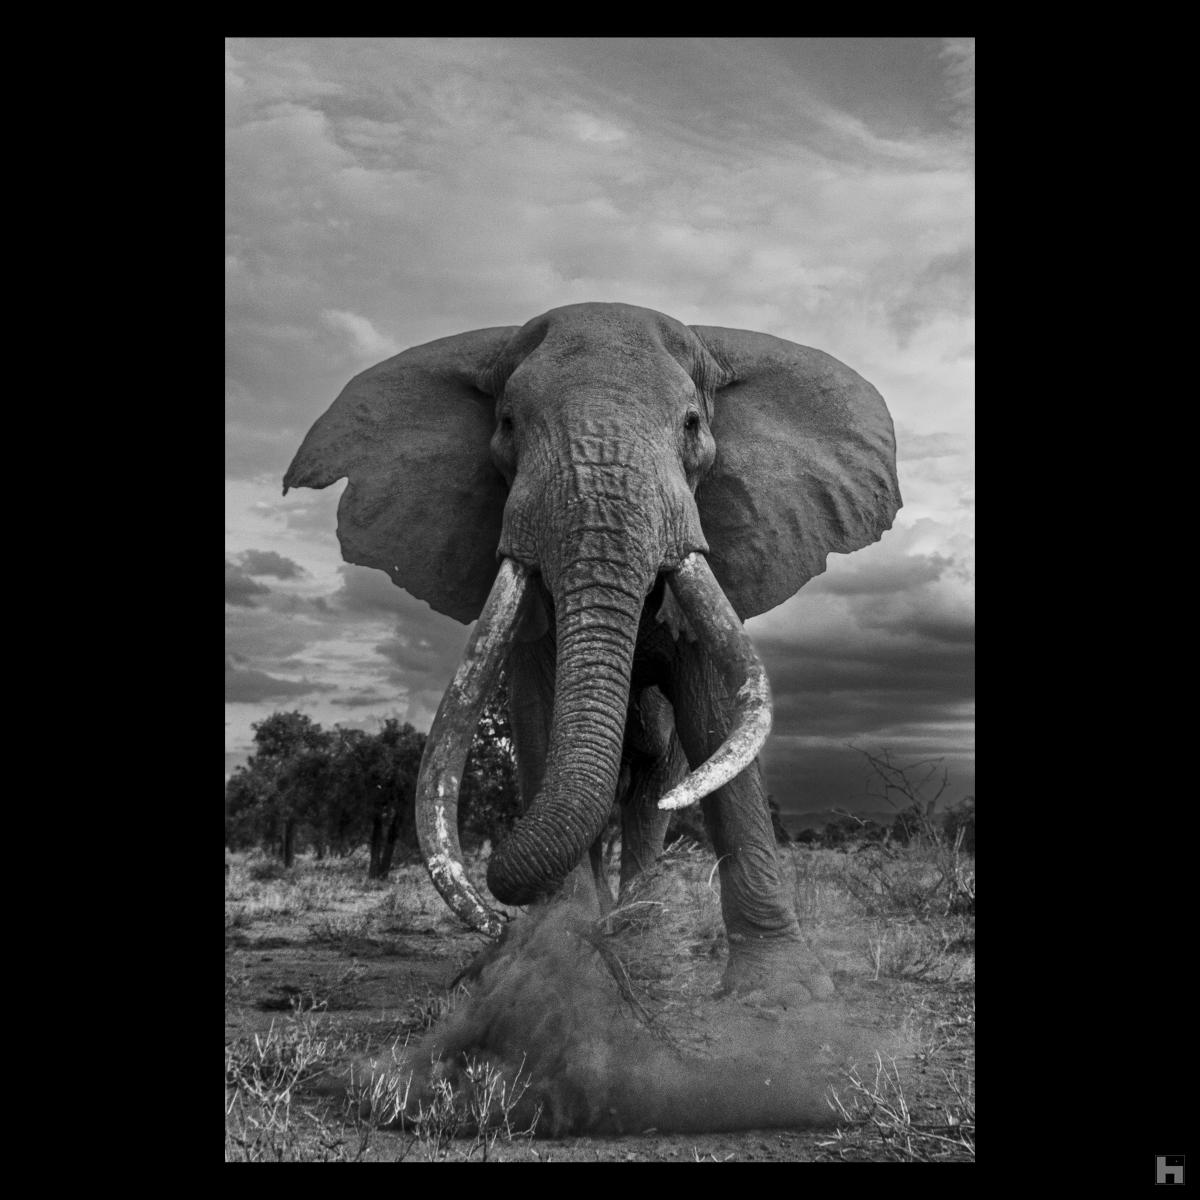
284,302,900,1003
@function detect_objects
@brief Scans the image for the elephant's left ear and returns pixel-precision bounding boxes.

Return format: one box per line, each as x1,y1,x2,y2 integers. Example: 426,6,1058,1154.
283,326,519,625
690,326,902,620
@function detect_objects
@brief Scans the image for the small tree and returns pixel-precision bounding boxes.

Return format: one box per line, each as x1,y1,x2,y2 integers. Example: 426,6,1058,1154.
368,719,426,877
853,747,975,915
225,758,275,851
459,673,520,847
224,711,330,863
942,795,975,854
821,815,861,849
855,746,951,848
319,727,373,857
275,737,335,866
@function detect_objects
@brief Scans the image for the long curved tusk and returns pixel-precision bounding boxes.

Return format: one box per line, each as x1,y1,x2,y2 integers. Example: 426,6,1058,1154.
657,553,773,811
415,558,531,936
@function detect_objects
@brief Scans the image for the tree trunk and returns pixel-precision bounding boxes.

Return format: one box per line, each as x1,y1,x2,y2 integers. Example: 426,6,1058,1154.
368,812,385,879
380,804,406,875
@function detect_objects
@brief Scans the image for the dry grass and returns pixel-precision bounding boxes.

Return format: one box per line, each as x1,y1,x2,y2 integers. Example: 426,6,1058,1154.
224,999,543,1162
224,848,511,937
862,917,974,983
825,1053,975,1162
226,833,974,1160
225,1008,359,1162
782,842,975,986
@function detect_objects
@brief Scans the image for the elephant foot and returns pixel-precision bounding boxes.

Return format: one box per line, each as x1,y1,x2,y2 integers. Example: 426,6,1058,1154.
719,934,836,1008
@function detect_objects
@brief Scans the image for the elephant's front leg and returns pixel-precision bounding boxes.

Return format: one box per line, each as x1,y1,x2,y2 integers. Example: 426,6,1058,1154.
671,644,835,1004
618,686,686,896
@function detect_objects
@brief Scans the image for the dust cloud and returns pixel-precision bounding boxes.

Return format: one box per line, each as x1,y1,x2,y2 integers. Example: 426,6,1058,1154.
346,894,897,1137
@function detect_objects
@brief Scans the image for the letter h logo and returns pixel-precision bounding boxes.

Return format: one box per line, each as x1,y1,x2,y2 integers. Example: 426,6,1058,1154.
1157,1156,1185,1185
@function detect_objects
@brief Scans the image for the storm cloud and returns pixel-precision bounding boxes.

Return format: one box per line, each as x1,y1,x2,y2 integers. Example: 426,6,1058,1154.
237,549,307,579
225,561,271,608
225,655,338,703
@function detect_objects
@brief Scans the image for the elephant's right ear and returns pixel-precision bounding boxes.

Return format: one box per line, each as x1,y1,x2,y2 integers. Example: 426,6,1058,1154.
283,326,519,625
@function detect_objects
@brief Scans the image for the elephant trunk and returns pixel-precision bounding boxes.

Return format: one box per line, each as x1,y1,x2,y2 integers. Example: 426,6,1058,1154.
486,529,654,906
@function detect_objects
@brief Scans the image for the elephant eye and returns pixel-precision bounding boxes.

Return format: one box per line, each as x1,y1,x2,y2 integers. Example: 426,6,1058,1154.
684,411,700,433
499,414,514,434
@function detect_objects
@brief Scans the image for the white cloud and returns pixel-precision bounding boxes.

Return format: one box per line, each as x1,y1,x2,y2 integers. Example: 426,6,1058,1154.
320,309,400,360
939,38,975,131
564,111,629,144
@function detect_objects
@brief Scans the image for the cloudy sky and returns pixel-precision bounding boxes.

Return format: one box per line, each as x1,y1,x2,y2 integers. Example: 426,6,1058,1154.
225,37,974,817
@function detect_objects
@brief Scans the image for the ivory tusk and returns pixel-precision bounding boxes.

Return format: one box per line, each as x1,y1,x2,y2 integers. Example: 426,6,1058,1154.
657,553,773,810
415,558,530,936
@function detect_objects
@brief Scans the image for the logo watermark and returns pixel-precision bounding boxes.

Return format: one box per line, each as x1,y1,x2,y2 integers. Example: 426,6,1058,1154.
1157,1156,1185,1185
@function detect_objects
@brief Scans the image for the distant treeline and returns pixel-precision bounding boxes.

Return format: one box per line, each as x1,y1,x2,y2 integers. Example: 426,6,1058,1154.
226,682,973,877
788,798,975,853
225,681,519,878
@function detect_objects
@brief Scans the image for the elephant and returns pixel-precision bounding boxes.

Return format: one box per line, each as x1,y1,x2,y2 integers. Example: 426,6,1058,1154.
284,301,900,1003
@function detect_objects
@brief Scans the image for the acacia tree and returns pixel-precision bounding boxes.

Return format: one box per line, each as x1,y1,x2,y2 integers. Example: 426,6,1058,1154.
225,711,330,864
364,719,426,877
225,757,275,851
320,728,374,857
277,738,336,866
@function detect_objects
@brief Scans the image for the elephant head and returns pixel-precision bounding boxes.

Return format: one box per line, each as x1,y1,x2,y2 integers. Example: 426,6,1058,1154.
284,302,900,935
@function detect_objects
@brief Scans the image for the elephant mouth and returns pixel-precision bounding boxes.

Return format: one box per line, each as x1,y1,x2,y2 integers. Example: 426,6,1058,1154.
413,553,773,936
